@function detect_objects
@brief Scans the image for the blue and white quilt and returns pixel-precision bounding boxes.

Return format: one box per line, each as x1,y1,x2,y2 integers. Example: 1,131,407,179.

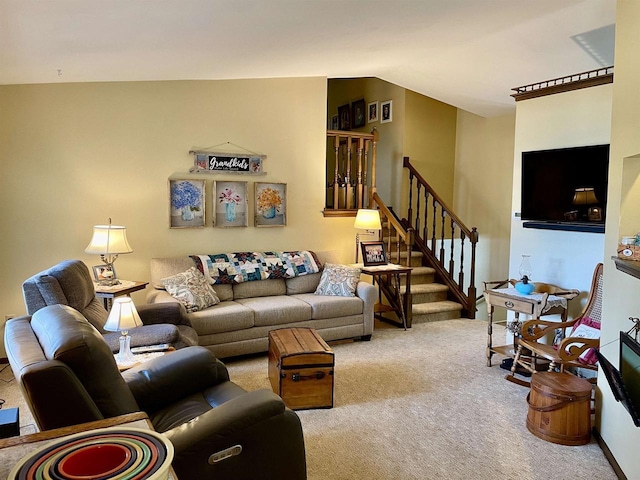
190,251,321,284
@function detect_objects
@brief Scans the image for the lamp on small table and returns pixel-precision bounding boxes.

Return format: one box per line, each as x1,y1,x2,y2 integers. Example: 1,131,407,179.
104,296,143,366
572,187,599,221
85,218,133,286
354,209,381,262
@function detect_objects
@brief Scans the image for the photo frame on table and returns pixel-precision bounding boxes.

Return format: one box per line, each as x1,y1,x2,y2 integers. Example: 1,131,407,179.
93,265,116,283
255,182,287,227
338,103,351,130
368,101,378,123
380,100,393,123
361,241,388,266
214,180,248,227
169,178,206,228
351,99,366,128
588,206,603,221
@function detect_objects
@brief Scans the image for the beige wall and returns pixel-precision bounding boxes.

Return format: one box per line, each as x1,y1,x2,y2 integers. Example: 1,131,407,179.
454,111,516,320
404,89,458,211
598,1,640,476
0,77,360,355
327,78,405,208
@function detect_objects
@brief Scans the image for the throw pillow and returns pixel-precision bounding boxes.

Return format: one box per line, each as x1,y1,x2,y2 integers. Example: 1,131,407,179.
314,263,361,297
162,267,220,313
565,316,600,365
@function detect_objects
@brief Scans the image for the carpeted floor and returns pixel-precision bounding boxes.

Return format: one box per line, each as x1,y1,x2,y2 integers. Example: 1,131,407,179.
226,319,616,480
0,319,617,479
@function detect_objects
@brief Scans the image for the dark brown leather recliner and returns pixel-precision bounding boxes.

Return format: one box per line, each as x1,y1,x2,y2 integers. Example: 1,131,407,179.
5,304,307,480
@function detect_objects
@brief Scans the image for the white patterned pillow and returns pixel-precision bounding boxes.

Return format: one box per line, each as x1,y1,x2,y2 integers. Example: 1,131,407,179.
314,263,362,297
162,267,220,313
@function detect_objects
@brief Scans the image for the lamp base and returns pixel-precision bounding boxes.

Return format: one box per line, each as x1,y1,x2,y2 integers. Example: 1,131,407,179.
114,332,136,366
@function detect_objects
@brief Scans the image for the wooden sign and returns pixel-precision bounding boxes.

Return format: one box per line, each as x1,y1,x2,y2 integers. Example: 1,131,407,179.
190,151,265,175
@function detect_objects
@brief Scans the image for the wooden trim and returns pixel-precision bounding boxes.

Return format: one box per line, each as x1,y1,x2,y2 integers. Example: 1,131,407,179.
592,427,627,479
511,67,613,102
322,208,358,218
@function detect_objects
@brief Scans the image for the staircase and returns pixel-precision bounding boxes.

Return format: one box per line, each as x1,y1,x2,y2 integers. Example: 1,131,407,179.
384,223,464,324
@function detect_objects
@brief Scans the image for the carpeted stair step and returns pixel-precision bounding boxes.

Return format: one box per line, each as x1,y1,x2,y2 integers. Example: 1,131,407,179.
404,266,435,285
387,250,423,266
401,282,448,303
411,300,463,323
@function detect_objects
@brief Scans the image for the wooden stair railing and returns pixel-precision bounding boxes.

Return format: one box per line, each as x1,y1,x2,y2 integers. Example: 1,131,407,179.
402,156,479,319
323,128,378,217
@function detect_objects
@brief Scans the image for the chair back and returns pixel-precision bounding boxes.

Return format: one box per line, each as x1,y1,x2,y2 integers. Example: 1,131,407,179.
22,259,108,332
580,263,604,326
4,304,139,431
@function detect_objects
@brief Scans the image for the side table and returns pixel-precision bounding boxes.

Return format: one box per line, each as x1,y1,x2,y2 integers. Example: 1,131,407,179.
0,412,178,479
360,263,413,329
94,280,149,310
482,281,578,367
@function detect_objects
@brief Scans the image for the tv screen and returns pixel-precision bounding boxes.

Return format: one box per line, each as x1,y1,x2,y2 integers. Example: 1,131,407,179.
521,144,609,224
620,331,640,426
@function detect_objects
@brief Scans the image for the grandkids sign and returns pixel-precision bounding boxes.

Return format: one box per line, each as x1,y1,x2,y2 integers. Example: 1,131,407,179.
190,151,265,175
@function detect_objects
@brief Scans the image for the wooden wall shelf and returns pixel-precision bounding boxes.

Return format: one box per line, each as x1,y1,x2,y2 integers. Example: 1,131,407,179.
612,256,640,280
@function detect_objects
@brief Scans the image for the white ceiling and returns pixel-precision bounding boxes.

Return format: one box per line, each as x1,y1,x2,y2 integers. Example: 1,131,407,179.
0,0,616,117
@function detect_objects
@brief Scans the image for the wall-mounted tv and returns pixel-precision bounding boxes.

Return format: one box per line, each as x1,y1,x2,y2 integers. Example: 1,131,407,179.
521,144,609,226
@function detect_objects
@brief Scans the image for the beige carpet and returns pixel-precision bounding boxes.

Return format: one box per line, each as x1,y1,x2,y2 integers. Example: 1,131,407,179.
0,319,617,479
225,319,617,480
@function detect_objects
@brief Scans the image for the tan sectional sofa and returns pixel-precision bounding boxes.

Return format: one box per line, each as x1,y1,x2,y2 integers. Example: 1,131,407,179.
147,251,376,358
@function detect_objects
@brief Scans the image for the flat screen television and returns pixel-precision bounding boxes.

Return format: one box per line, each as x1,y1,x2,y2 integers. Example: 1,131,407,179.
521,144,609,226
597,331,640,427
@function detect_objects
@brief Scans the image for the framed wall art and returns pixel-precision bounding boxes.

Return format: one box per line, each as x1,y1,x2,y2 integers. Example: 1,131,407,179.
368,101,378,123
169,178,206,228
338,103,351,130
380,100,393,124
214,180,248,227
351,99,366,128
361,241,388,266
255,182,286,227
190,151,265,175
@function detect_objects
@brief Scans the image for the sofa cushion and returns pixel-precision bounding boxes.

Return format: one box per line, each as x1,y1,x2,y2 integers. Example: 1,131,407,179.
314,264,362,297
150,257,194,289
236,296,312,327
188,301,255,335
233,279,286,299
162,267,220,313
293,293,363,320
286,273,321,295
212,284,234,302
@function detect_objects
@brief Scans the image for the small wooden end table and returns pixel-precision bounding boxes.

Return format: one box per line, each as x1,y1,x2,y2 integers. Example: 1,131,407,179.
361,263,413,329
94,280,149,310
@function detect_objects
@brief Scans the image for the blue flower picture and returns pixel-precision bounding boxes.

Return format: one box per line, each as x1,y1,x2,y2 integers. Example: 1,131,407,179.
169,179,206,228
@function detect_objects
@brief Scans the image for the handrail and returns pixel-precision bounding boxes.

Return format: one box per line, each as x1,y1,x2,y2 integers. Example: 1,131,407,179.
324,128,378,216
402,156,478,318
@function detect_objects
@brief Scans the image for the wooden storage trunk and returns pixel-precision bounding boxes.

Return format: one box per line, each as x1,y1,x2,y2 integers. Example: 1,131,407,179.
268,327,334,410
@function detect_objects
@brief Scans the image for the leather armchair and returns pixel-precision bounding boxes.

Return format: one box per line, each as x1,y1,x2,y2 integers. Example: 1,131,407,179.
4,304,307,479
22,259,198,351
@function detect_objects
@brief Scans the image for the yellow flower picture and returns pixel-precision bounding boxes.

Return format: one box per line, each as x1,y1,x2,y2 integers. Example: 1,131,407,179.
255,182,287,227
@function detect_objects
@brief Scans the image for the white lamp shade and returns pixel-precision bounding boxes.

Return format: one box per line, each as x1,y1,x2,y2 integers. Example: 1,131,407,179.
85,224,133,255
354,209,381,230
104,297,143,332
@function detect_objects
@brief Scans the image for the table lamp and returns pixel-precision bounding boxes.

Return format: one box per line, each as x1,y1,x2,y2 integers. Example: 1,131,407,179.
104,296,143,366
572,187,599,220
85,218,133,286
354,209,381,262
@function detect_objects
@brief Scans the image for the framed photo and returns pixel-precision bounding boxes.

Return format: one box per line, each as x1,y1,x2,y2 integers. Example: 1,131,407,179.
93,265,116,282
338,103,351,130
368,101,378,123
214,180,248,227
351,99,366,128
255,182,287,227
361,241,388,266
331,114,339,130
380,100,393,123
169,178,206,228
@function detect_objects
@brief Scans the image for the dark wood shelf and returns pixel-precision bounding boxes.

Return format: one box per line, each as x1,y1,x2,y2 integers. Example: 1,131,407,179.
612,256,640,280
